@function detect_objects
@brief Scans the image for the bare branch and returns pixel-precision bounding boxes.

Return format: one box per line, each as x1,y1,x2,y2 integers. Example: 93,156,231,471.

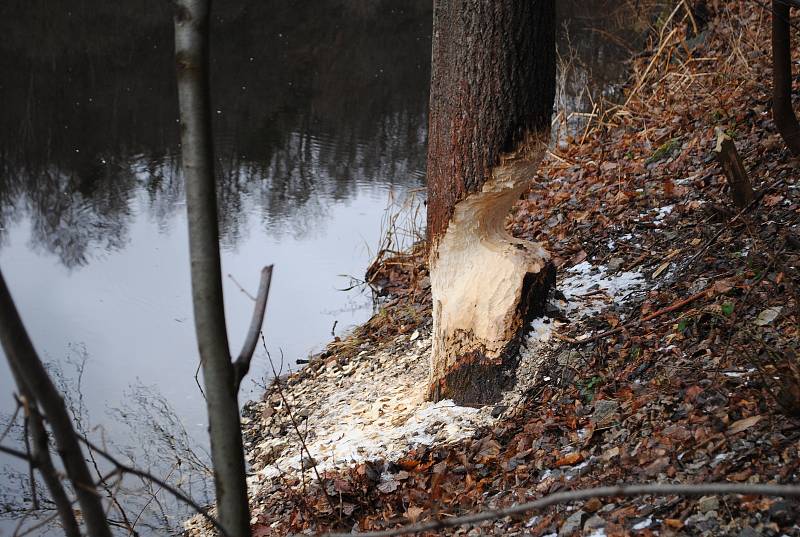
233,265,273,391
78,435,230,537
21,410,39,511
772,0,800,154
0,269,112,537
325,483,800,537
0,400,22,443
0,443,29,461
27,407,81,537
130,463,178,534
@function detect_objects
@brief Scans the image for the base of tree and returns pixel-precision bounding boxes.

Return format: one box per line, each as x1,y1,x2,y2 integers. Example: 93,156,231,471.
427,134,554,406
429,262,555,405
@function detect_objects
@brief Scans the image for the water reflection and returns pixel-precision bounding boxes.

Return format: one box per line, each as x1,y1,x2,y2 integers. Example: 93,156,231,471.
0,0,431,266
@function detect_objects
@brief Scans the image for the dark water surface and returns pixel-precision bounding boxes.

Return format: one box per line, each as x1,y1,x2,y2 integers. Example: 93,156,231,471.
0,0,650,533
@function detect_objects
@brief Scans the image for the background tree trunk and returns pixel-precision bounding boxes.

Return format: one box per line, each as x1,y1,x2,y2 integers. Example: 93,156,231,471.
426,0,556,405
173,2,251,536
772,0,800,155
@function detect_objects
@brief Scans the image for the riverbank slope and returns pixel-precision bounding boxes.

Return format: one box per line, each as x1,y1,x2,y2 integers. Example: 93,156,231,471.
188,3,800,535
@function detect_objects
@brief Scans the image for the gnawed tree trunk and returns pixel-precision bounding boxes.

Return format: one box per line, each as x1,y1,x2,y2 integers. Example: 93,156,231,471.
772,0,800,155
427,0,556,406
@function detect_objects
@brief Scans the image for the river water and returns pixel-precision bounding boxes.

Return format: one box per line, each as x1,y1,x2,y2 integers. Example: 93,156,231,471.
0,1,651,534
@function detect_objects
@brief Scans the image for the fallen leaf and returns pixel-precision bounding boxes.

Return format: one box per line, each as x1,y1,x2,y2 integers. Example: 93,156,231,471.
377,480,399,494
555,452,583,467
711,279,734,295
395,458,420,471
406,506,424,523
728,415,761,434
652,261,670,278
664,519,684,529
754,307,781,326
476,439,501,462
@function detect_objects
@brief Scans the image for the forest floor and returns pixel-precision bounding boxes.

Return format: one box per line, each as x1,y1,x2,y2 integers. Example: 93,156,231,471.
187,2,800,536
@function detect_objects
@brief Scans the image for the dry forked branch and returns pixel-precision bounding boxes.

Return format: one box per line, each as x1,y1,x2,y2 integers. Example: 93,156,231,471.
325,482,800,537
24,402,81,537
173,0,272,535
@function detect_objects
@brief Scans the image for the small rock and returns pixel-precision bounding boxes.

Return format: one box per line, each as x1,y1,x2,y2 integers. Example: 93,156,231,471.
697,495,720,513
583,514,605,531
599,503,617,514
685,511,719,532
559,510,585,536
301,456,316,470
491,405,506,418
591,400,619,425
768,500,796,524
607,257,625,272
737,528,759,537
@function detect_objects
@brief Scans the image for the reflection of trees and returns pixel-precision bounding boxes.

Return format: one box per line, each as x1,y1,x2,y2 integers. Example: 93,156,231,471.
0,0,654,267
0,0,432,266
27,165,135,268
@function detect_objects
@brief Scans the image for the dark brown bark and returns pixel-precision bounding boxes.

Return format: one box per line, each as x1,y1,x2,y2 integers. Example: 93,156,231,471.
773,0,800,155
426,0,556,243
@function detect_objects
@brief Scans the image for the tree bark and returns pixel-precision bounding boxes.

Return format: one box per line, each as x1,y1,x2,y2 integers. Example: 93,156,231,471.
173,2,251,536
426,0,556,405
772,0,800,155
0,270,111,537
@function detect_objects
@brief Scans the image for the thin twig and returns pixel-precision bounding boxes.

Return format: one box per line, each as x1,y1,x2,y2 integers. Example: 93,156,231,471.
129,463,178,535
21,410,39,510
0,400,22,443
579,287,711,342
326,483,800,537
78,436,229,537
227,273,257,301
261,335,340,521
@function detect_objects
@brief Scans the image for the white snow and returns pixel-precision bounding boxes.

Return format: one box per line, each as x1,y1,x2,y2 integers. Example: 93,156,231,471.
559,261,645,318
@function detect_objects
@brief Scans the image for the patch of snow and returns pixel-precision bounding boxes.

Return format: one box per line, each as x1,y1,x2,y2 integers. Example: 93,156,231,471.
632,517,652,530
529,318,554,342
525,515,541,528
652,204,674,223
560,262,645,318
